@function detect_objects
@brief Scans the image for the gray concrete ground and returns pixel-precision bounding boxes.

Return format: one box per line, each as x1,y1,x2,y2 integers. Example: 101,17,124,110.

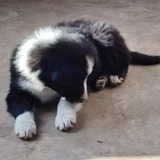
0,0,160,160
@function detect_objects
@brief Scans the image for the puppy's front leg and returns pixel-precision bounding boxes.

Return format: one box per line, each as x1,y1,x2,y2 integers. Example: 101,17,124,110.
55,97,83,131
6,91,36,139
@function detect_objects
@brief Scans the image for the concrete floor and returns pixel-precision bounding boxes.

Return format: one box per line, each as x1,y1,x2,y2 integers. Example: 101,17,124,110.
0,0,160,159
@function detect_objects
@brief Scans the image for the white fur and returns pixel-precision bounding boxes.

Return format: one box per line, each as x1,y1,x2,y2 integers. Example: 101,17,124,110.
109,75,124,85
15,111,36,139
82,78,88,100
14,27,62,99
81,56,94,100
86,56,94,75
55,97,82,131
96,76,108,89
34,27,62,41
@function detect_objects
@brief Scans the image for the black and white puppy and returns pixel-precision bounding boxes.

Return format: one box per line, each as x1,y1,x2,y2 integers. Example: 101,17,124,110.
6,19,160,139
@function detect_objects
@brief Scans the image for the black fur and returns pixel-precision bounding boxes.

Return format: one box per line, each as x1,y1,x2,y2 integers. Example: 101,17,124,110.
6,19,160,120
131,51,160,65
39,37,96,102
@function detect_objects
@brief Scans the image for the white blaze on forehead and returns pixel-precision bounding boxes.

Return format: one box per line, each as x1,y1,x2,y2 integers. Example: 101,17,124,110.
82,78,88,100
86,56,94,75
81,56,94,100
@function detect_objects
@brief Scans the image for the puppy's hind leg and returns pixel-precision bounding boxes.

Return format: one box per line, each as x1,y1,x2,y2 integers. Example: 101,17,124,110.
109,69,128,86
6,91,36,139
96,75,108,90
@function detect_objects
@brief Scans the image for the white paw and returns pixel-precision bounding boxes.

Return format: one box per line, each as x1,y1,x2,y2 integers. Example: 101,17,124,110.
109,75,124,86
15,112,36,139
55,112,76,131
96,76,108,90
55,97,82,131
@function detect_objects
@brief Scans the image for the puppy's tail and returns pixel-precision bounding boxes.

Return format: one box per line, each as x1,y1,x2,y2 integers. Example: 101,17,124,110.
130,51,160,65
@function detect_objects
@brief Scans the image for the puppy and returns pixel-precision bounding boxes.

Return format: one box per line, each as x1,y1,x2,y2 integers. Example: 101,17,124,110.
6,19,160,139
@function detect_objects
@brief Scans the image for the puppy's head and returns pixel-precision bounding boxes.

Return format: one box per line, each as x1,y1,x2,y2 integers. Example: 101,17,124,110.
41,35,96,103
52,67,87,103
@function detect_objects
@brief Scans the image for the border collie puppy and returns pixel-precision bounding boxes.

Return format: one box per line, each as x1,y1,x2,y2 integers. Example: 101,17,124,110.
6,19,160,139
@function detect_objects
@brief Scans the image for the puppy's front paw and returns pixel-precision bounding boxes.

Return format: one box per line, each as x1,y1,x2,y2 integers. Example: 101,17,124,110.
15,112,36,139
55,112,76,131
109,75,124,86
